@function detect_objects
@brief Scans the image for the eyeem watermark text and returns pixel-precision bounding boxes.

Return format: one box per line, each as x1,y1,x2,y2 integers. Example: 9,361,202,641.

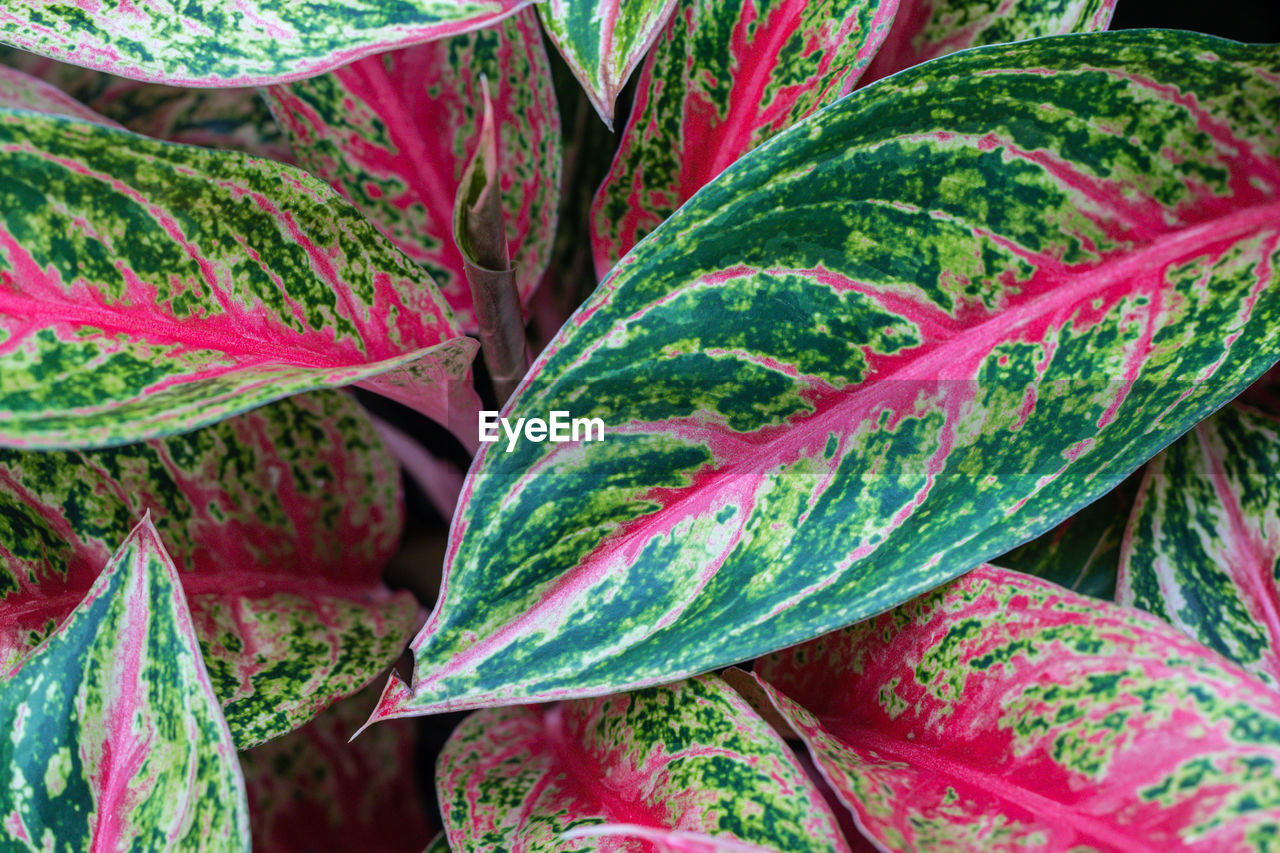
479,410,606,452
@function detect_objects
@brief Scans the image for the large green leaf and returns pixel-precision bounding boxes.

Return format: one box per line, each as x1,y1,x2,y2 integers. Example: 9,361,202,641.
0,391,415,748
538,0,679,126
590,0,896,275
0,1,531,87
1119,403,1280,689
756,565,1280,851
265,8,560,333
0,519,249,850
368,31,1280,719
435,674,850,852
863,0,1116,84
0,106,478,450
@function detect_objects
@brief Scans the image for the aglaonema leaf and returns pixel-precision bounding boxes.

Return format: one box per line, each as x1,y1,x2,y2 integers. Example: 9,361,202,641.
435,674,850,852
994,471,1141,599
862,0,1115,84
0,65,121,126
1119,403,1280,689
0,518,249,850
0,0,531,87
754,564,1280,851
590,0,897,275
0,106,479,450
265,7,559,334
0,48,293,162
372,31,1280,718
0,390,416,748
240,681,435,852
538,0,679,127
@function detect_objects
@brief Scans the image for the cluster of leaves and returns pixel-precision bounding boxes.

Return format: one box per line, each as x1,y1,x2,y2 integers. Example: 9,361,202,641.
0,0,1278,850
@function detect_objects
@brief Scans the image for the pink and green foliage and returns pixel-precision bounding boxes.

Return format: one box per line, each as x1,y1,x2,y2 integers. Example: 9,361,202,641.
1119,404,1280,689
0,49,293,162
240,681,436,852
265,8,561,332
436,674,850,851
863,0,1116,84
0,390,415,748
375,31,1280,719
590,0,897,274
0,1,1278,849
0,100,480,449
0,1,533,87
755,564,1280,851
538,0,679,126
0,519,249,850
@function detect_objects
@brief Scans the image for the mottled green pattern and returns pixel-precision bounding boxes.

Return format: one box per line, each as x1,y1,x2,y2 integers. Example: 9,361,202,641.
436,674,849,852
591,0,893,273
241,682,435,851
996,471,1140,598
0,0,529,86
0,391,415,748
0,65,119,125
1120,404,1280,688
864,0,1116,82
756,565,1280,851
0,520,249,851
539,0,678,125
266,9,559,332
0,107,477,449
376,32,1280,717
0,47,291,161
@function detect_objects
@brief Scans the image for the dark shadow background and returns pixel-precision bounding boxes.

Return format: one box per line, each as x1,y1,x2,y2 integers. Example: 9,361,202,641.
1114,0,1279,41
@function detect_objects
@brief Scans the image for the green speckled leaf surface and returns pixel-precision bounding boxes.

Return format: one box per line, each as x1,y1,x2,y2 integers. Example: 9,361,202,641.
0,391,414,748
0,519,249,851
0,107,479,450
372,31,1280,718
436,674,850,852
1120,404,1280,689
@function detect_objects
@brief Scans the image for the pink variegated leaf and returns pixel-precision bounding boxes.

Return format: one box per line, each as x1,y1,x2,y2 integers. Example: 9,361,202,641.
1119,403,1280,689
539,0,679,126
435,674,851,852
0,519,250,850
0,47,292,161
0,1,532,87
862,0,1116,85
591,0,897,274
265,7,559,332
371,32,1280,718
0,390,416,748
756,564,1280,851
241,681,435,852
0,106,480,449
372,416,465,521
0,65,120,126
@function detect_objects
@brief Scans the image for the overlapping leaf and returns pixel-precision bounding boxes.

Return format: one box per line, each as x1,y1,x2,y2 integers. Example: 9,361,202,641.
755,565,1280,851
0,49,292,161
372,32,1280,718
0,66,119,126
0,390,415,748
241,682,435,852
590,0,897,274
435,674,850,852
995,472,1140,598
862,0,1116,84
1119,404,1280,689
539,0,679,126
265,8,559,333
0,519,249,850
0,107,479,449
0,1,531,87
